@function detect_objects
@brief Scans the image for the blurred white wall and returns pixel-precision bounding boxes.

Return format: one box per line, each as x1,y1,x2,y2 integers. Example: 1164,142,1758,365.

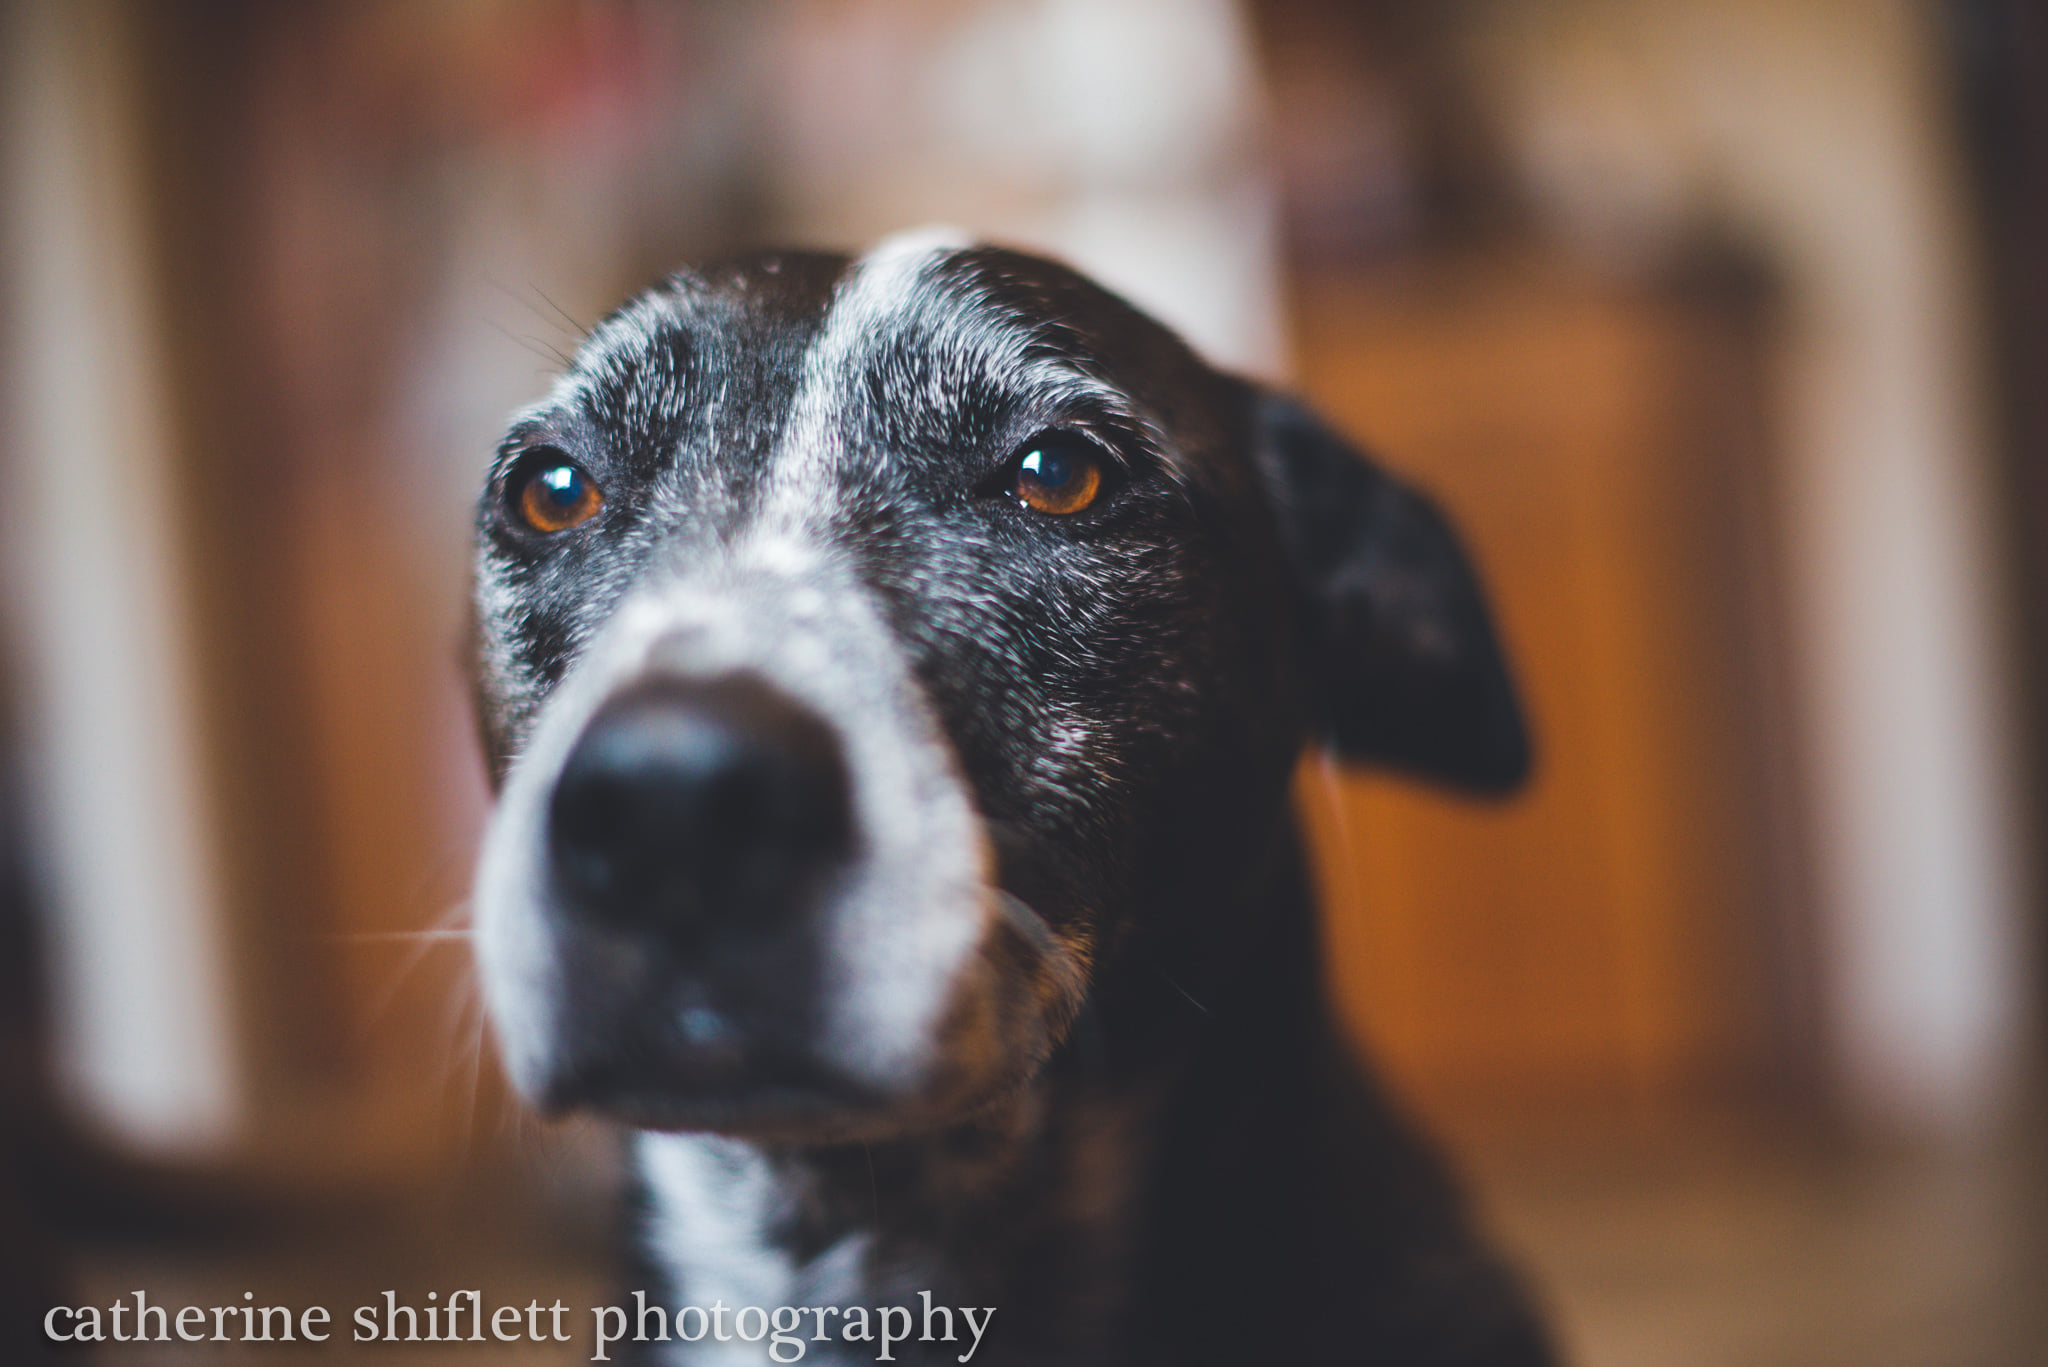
763,0,1287,379
0,0,241,1155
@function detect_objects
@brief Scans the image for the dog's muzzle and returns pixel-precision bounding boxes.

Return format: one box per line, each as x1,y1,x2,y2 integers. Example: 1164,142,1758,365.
477,571,1015,1138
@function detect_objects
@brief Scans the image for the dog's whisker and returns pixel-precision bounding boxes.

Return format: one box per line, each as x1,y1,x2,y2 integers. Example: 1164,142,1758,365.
329,929,472,942
480,315,576,372
484,273,588,346
526,284,591,340
459,991,486,1156
1314,747,1363,889
395,843,493,933
1152,964,1211,1017
427,965,489,1154
350,899,476,1037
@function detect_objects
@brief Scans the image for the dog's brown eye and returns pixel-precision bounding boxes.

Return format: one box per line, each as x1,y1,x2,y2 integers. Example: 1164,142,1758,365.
1011,436,1105,515
515,460,603,533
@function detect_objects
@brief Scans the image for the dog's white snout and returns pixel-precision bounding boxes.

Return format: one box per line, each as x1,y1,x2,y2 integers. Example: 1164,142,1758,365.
478,561,1008,1122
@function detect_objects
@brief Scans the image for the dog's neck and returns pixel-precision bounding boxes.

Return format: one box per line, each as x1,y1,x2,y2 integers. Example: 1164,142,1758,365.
635,1083,1154,1364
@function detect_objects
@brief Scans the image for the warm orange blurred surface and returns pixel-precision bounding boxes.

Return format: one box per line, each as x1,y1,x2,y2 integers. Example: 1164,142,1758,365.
1295,253,1796,1126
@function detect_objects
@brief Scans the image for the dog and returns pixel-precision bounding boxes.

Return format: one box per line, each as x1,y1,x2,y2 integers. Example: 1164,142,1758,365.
469,229,1554,1365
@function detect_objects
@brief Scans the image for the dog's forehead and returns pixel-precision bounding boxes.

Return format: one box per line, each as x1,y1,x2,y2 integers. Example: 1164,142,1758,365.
542,240,1207,461
528,250,850,447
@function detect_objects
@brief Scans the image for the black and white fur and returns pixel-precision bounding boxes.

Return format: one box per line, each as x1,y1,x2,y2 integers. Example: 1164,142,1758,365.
470,229,1552,1365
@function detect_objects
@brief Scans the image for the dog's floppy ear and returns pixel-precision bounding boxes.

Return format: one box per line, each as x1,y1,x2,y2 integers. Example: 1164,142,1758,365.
1253,388,1531,794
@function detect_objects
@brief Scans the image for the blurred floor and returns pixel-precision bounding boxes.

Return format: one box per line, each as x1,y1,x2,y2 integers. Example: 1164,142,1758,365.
1461,1110,2048,1367
53,1142,620,1364
49,1110,2048,1364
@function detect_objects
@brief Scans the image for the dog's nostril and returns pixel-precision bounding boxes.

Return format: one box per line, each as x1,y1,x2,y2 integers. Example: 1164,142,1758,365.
547,677,853,931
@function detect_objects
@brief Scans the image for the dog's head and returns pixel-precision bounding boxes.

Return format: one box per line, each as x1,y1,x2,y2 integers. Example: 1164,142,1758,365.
470,232,1525,1142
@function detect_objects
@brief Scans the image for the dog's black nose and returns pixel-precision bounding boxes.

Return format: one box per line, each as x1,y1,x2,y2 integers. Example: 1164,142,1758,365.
547,677,853,935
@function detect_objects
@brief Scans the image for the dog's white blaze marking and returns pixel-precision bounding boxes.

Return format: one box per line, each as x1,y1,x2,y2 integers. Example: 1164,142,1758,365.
787,585,827,620
721,231,997,1091
758,229,963,529
652,566,990,1093
742,530,826,579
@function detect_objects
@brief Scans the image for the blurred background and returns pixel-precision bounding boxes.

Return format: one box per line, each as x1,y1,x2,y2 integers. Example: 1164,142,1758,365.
3,0,2045,1362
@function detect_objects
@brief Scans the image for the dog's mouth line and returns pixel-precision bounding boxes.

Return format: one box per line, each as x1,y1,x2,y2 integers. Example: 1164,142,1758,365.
542,1078,900,1140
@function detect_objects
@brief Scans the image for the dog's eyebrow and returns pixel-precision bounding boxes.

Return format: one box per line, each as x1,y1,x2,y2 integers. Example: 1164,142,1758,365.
487,398,607,481
486,415,565,480
873,277,1191,478
1007,355,1188,489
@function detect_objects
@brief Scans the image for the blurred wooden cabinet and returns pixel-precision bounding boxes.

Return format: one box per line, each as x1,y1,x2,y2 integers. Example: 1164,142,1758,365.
1291,252,1807,1127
